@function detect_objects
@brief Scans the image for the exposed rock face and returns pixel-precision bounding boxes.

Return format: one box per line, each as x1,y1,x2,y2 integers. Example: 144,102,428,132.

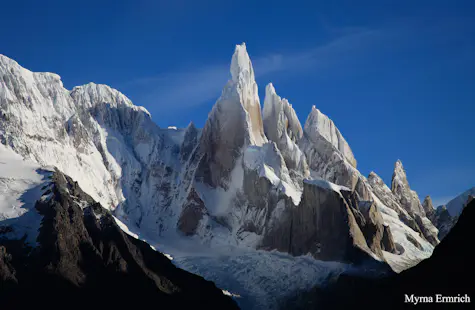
261,180,382,264
414,214,439,245
195,43,267,189
262,83,309,177
431,192,475,240
422,195,435,218
390,161,439,245
368,171,423,234
284,198,475,310
178,187,206,236
432,205,457,240
358,201,396,257
299,107,359,191
0,170,238,309
303,106,356,168
381,225,396,253
391,160,425,216
0,246,16,284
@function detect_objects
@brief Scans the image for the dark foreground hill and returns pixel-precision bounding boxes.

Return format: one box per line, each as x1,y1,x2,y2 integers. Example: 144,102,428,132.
0,170,239,310
284,198,475,309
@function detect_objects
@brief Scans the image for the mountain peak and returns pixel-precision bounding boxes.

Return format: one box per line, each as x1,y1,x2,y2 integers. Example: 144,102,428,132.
230,42,254,83
446,186,475,216
423,195,435,215
303,105,357,168
263,82,303,142
393,160,406,179
70,82,151,117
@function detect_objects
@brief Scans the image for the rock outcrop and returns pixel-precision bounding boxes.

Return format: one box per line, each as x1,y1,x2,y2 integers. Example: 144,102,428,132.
299,107,359,191
303,106,356,168
390,161,439,245
422,195,435,219
359,201,397,256
391,160,425,216
262,83,309,178
0,169,238,309
283,197,475,310
195,43,267,189
261,179,388,264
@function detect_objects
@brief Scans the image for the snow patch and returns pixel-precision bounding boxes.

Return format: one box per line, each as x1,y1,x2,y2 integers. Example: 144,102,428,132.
372,193,433,272
0,144,53,245
113,216,139,239
304,178,350,194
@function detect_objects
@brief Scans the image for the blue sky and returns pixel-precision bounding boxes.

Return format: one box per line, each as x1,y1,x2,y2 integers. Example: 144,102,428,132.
1,0,474,206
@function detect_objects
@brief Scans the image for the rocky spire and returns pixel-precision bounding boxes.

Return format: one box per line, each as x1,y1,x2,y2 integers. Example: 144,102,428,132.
303,106,356,168
262,83,308,174
391,160,425,216
229,43,267,146
422,195,435,218
263,83,303,143
195,43,267,188
230,42,254,83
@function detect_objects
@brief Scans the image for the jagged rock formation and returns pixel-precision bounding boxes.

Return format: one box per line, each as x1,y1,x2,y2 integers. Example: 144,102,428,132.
368,171,422,233
0,43,450,274
261,180,386,264
303,106,356,168
0,166,238,309
431,194,474,240
195,43,267,190
359,201,396,256
299,106,359,191
391,160,425,216
422,195,435,218
431,205,456,240
262,83,309,178
283,198,475,310
390,161,439,246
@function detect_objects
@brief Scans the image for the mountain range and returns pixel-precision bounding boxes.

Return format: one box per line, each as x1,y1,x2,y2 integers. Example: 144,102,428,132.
0,43,472,309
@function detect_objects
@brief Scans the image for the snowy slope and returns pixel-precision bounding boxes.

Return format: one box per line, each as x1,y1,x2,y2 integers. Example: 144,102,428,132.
0,144,53,244
445,186,475,216
110,223,349,310
371,193,433,272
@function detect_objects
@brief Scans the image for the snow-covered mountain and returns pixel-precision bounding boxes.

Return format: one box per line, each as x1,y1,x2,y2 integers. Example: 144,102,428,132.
445,186,475,216
0,145,238,309
0,43,465,308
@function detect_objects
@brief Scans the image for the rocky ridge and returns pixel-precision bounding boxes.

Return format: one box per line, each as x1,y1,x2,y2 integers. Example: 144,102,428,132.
0,44,446,272
0,167,238,309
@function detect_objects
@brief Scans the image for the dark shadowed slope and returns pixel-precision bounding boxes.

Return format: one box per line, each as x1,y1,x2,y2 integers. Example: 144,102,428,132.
283,199,475,309
0,170,239,310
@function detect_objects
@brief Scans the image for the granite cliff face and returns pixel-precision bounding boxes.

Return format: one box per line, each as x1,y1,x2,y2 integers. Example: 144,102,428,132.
283,199,475,310
260,180,382,264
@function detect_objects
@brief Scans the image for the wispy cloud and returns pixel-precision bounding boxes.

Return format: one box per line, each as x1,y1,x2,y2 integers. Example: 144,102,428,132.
118,14,473,114
121,27,384,111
